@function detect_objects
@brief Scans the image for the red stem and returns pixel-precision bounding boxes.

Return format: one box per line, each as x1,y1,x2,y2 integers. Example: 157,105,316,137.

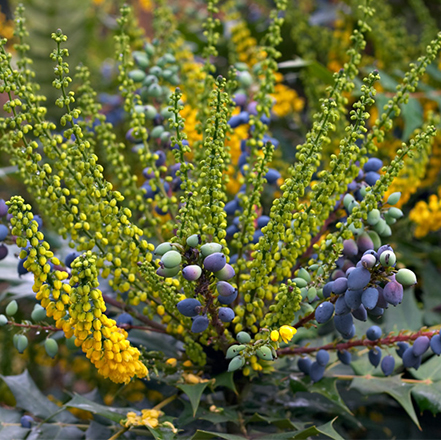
278,329,438,356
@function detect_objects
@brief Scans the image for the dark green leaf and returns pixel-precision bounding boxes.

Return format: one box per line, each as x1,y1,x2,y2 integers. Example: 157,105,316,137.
85,421,112,440
0,427,30,440
64,394,132,423
191,430,247,440
410,355,441,381
0,370,76,423
214,372,237,394
309,378,353,415
31,424,84,439
350,375,420,428
289,376,308,393
246,413,296,429
290,417,343,440
307,61,334,85
177,381,212,417
412,382,441,415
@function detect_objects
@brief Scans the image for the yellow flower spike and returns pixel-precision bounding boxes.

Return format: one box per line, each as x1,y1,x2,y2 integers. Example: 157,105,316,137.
279,325,297,344
270,330,280,342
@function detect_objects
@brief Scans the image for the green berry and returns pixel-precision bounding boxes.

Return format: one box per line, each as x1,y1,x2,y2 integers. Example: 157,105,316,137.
6,300,18,316
31,304,47,321
44,338,59,358
307,287,317,302
367,209,381,226
367,230,381,249
16,334,28,354
186,234,200,247
256,346,273,361
297,268,311,283
343,194,355,210
387,192,401,205
0,314,7,326
148,83,163,98
226,344,245,359
293,277,308,288
161,250,181,268
144,105,157,119
128,69,146,82
200,242,222,257
387,207,403,219
154,242,174,255
396,268,417,286
236,332,251,344
150,125,164,139
380,250,396,267
228,356,245,372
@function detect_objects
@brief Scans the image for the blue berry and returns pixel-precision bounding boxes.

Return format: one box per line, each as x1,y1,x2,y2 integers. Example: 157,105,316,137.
182,265,202,281
343,239,358,257
0,199,8,217
191,316,209,333
204,252,226,272
0,244,8,261
265,168,281,184
323,282,334,298
20,415,33,429
18,258,28,276
333,277,348,294
335,295,350,315
315,302,334,324
430,334,441,355
218,307,235,323
383,281,403,306
402,347,421,369
347,267,371,290
364,157,383,172
257,215,270,228
337,350,352,365
352,304,367,321
65,252,80,268
316,349,330,366
345,289,363,311
334,313,353,336
366,325,382,341
298,357,312,375
368,348,382,367
381,355,395,376
310,362,326,382
116,313,133,327
396,341,409,358
412,336,430,356
0,224,8,241
218,290,238,305
177,299,202,317
217,281,236,297
362,287,379,310
365,171,380,186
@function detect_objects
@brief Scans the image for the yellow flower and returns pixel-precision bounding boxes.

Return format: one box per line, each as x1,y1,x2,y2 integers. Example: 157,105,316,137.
166,358,177,367
279,325,297,344
270,330,280,342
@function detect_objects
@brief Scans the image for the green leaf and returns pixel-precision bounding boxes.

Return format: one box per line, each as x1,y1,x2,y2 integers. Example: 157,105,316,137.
309,378,353,415
0,370,77,423
291,417,344,440
177,381,212,416
191,430,247,440
289,376,309,393
410,354,441,381
214,372,237,394
412,382,441,415
246,413,296,429
400,98,423,141
0,427,30,440
350,375,420,429
30,424,84,439
383,288,423,333
85,421,112,440
64,393,133,423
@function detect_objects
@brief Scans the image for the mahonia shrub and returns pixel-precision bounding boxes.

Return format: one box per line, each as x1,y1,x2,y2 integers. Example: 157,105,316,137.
1,0,441,438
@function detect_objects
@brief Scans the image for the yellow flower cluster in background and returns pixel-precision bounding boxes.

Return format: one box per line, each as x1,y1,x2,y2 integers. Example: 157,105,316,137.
409,187,441,238
123,409,163,428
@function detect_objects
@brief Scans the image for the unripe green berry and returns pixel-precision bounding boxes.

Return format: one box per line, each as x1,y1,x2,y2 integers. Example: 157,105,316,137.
154,242,174,255
226,344,245,359
387,207,403,219
6,300,18,316
201,242,222,257
228,356,245,372
380,250,396,267
297,268,311,283
186,234,200,247
31,304,47,321
396,268,417,286
16,334,28,354
236,331,251,344
0,314,7,326
387,192,401,205
256,346,273,360
161,250,181,268
293,277,308,288
367,209,380,226
44,338,59,358
128,69,146,82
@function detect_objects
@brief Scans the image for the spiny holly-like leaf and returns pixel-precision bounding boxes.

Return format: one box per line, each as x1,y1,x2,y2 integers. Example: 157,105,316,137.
412,382,441,415
350,375,420,429
292,417,344,440
214,371,237,394
191,430,247,440
309,378,353,415
410,354,441,382
0,370,77,423
177,381,213,417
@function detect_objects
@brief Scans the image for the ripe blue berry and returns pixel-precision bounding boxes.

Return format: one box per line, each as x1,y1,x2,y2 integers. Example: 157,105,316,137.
430,334,441,355
217,281,236,297
334,313,353,336
116,313,133,327
412,336,430,356
337,350,352,365
381,355,395,376
402,347,421,369
347,267,371,290
219,307,235,323
218,290,238,305
310,361,326,382
335,295,350,315
315,302,334,324
20,415,33,428
182,265,202,281
383,281,403,306
177,299,202,317
191,316,209,333
298,357,312,375
65,252,80,268
0,244,8,261
396,341,409,358
333,277,348,294
362,287,379,310
204,252,226,272
364,157,383,172
343,239,358,257
366,325,382,341
323,282,334,298
352,304,367,321
0,224,8,241
345,289,363,311
368,348,382,367
316,349,330,366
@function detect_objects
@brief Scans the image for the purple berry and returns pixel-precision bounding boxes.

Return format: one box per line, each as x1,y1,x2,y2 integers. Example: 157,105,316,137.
217,281,236,297
383,281,404,306
218,307,235,322
191,316,209,333
177,298,202,317
204,252,227,272
362,287,379,310
412,336,430,356
182,265,202,281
